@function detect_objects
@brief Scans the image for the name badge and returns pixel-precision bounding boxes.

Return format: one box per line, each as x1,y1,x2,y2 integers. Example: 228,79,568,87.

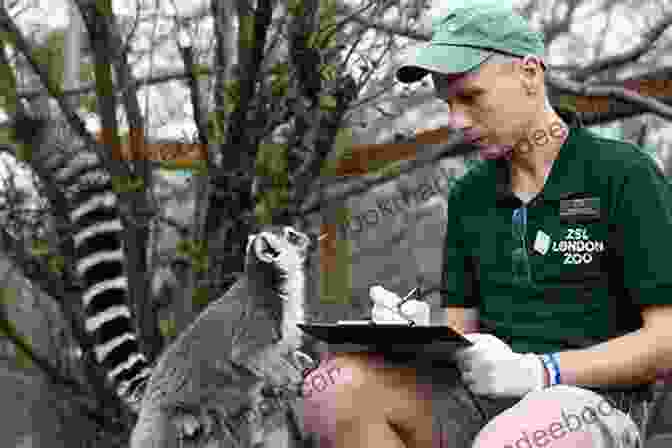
560,196,601,220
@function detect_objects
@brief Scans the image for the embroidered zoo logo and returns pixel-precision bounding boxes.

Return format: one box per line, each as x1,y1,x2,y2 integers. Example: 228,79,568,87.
552,228,605,264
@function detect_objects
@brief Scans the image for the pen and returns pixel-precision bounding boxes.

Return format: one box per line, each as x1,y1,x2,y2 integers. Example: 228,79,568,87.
397,287,419,311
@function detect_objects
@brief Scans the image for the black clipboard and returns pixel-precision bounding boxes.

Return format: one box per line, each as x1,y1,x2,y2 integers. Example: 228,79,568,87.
297,322,471,360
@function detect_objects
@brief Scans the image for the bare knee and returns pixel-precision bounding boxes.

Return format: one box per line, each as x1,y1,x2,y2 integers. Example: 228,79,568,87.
302,353,378,419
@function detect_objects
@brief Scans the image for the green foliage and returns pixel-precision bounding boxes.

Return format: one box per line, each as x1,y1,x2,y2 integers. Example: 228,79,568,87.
159,317,177,338
320,127,353,177
47,255,65,275
319,63,337,82
287,0,303,16
190,63,210,80
0,49,18,117
30,239,51,257
254,199,272,225
192,286,211,307
254,143,290,223
94,0,113,16
0,288,16,306
207,111,226,144
176,239,209,273
14,333,33,370
33,29,67,89
15,143,33,162
222,79,241,114
558,95,577,113
256,143,288,179
320,0,338,20
0,30,18,48
192,258,210,274
80,94,97,114
112,175,145,193
300,0,340,50
334,206,351,226
238,15,256,49
0,318,33,370
376,160,404,178
29,240,65,275
79,61,96,83
306,30,336,51
269,62,290,97
319,95,337,110
319,236,352,304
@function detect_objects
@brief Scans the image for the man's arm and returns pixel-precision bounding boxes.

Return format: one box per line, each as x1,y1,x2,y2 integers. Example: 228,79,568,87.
554,158,672,388
556,304,672,387
440,306,479,334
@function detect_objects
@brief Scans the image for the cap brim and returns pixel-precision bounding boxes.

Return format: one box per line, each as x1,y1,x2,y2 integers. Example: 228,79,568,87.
396,45,493,83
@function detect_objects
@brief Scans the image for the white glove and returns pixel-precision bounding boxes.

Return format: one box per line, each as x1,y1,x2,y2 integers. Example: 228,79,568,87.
369,285,430,326
454,333,546,397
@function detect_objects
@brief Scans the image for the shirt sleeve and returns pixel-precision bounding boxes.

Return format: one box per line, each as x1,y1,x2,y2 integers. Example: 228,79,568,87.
613,155,672,305
440,184,481,308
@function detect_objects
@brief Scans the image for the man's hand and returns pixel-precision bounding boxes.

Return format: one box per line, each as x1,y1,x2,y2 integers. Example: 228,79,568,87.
369,285,430,325
455,333,546,397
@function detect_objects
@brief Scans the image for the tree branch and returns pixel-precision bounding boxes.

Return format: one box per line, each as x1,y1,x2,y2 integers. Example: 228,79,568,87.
0,3,133,182
546,72,672,121
334,0,431,41
225,0,275,166
540,0,580,47
245,127,471,224
571,10,672,82
0,309,89,397
178,44,209,147
8,63,234,104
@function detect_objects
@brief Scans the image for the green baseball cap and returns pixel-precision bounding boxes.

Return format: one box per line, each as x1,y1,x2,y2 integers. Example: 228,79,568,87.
396,5,546,84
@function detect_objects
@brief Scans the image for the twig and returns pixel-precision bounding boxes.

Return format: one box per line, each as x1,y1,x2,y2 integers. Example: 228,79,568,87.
571,10,672,82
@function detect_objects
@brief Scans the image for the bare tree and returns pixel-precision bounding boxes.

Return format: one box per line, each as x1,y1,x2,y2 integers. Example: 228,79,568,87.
0,0,671,446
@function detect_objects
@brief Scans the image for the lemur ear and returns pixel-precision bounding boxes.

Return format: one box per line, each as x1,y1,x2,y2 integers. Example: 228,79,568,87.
253,234,280,263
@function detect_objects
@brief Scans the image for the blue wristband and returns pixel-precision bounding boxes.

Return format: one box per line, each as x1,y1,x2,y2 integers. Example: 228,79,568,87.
541,353,561,386
540,354,555,386
549,352,561,385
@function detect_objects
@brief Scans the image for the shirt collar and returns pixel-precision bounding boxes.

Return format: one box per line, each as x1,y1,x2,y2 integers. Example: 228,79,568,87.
493,126,587,205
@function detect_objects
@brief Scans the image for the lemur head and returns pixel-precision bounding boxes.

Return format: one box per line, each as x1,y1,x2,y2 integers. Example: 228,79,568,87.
243,225,316,352
244,226,312,291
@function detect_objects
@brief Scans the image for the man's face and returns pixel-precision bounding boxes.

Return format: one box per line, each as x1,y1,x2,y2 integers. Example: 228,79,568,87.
432,56,542,159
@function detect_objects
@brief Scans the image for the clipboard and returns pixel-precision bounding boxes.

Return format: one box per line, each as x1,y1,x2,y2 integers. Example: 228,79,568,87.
296,321,471,360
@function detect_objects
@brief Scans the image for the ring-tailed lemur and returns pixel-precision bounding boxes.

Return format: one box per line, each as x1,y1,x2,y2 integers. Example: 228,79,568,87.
130,225,319,448
11,114,153,408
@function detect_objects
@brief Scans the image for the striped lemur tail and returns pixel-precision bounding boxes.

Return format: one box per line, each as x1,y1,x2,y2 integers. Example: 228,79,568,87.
12,115,324,413
12,114,151,408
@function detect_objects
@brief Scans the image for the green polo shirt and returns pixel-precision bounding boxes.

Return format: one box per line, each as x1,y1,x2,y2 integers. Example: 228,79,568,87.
441,126,672,355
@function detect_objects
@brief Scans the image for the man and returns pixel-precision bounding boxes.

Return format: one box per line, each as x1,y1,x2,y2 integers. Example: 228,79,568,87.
300,4,672,448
